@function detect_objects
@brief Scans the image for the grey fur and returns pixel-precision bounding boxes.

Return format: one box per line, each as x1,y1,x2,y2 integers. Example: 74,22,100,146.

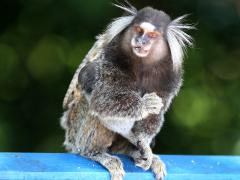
61,5,193,180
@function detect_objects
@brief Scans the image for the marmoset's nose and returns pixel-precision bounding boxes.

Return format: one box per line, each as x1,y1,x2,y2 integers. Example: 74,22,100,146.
136,35,149,46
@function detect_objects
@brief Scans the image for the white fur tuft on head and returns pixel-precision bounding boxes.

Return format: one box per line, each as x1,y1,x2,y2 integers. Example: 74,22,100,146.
167,15,195,71
102,16,135,43
96,1,137,44
113,0,137,15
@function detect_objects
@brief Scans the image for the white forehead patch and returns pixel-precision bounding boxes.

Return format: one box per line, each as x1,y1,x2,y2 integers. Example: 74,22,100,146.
140,22,155,32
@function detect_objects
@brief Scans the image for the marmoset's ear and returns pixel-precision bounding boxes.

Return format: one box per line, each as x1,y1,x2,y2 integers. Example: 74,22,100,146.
96,1,138,43
167,15,195,71
113,0,137,15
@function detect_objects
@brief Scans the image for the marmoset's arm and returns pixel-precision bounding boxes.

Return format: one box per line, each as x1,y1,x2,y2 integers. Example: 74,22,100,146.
78,61,162,134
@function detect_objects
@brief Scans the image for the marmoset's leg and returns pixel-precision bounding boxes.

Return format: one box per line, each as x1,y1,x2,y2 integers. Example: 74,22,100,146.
85,152,125,180
151,155,167,180
127,149,166,180
111,136,166,180
111,134,153,170
110,112,166,179
126,149,166,180
77,115,125,180
106,114,163,171
127,113,165,169
61,97,89,153
62,98,125,180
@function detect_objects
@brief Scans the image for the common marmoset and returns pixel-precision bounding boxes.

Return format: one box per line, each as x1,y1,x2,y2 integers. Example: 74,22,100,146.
61,3,193,180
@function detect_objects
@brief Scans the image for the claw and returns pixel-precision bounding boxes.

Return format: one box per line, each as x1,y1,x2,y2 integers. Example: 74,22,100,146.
135,155,152,170
151,156,167,180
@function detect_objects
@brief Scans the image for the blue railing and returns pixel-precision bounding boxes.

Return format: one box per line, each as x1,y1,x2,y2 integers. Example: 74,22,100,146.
0,153,239,179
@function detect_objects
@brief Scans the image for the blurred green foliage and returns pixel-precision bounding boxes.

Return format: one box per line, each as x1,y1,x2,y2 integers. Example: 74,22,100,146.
0,0,239,155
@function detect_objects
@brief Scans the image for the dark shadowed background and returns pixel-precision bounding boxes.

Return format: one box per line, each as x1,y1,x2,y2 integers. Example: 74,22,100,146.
0,0,239,155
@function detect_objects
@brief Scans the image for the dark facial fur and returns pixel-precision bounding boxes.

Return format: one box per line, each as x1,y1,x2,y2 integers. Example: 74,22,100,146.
120,7,172,64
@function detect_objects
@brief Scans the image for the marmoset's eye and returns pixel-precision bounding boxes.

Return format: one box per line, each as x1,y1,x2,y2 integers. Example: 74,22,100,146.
134,25,144,34
147,31,160,39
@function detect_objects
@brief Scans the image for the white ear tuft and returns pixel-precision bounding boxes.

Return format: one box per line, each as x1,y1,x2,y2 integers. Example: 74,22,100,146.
103,16,135,42
167,15,195,71
96,1,137,44
113,1,137,15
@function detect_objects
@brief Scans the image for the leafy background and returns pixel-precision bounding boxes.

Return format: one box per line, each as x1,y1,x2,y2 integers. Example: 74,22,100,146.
0,0,239,155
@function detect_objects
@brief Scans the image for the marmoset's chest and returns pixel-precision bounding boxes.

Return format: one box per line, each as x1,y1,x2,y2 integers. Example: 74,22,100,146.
133,61,180,97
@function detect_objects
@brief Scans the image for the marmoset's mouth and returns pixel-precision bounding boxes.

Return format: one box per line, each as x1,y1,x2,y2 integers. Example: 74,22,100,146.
133,46,150,57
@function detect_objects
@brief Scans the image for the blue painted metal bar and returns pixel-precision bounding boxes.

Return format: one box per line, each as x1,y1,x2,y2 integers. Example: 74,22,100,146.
0,153,239,180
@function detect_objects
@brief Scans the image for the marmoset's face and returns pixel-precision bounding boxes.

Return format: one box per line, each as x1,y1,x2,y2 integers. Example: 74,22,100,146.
121,8,172,63
131,22,161,58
